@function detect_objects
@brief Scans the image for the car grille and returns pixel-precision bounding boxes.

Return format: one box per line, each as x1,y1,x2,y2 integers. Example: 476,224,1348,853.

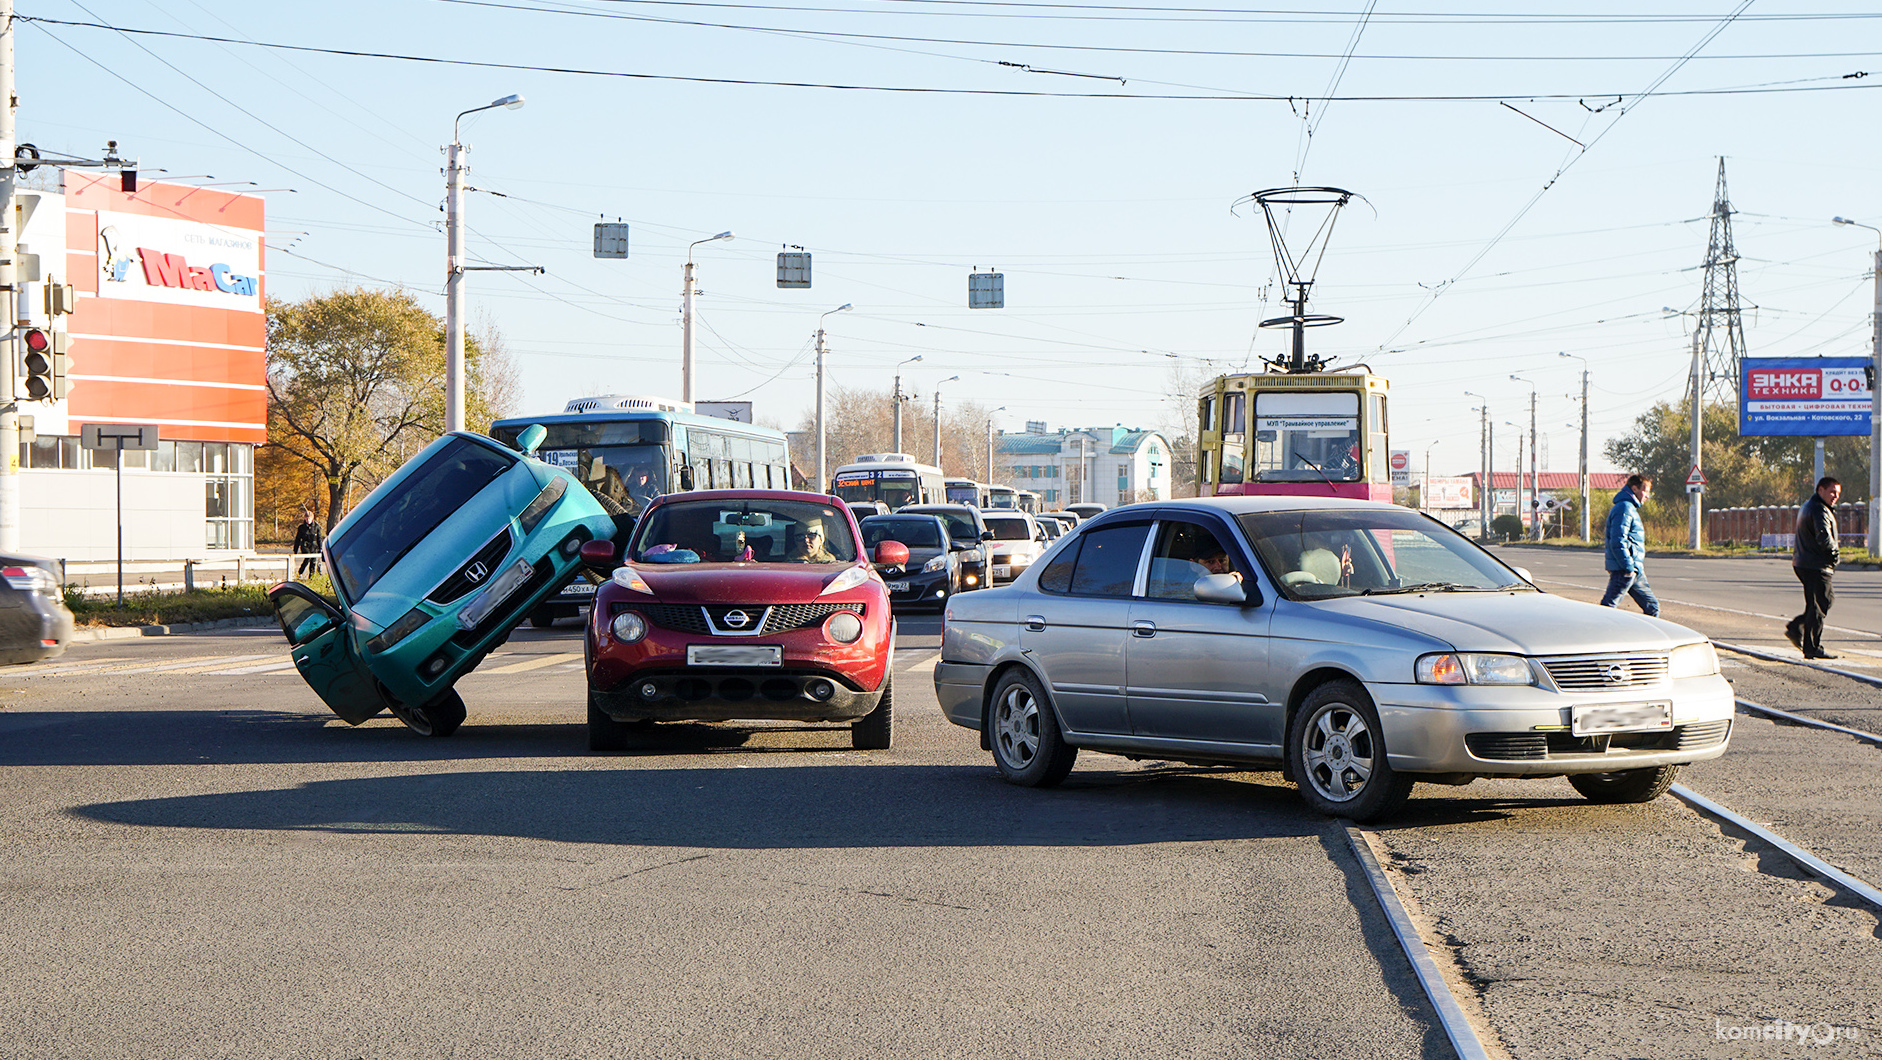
635,602,863,636
1539,653,1671,691
1466,719,1730,761
428,528,515,604
1674,718,1731,750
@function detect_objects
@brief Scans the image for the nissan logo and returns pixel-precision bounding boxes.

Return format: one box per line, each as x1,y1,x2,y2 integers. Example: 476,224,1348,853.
723,609,751,629
464,561,489,584
1603,661,1627,684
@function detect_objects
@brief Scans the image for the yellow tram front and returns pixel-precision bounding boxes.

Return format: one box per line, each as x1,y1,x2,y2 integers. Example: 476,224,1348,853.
1197,371,1392,502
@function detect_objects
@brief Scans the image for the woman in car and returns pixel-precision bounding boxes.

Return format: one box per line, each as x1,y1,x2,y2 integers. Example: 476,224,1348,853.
786,520,838,563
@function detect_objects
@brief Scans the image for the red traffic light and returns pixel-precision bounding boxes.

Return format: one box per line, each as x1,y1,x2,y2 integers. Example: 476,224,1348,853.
21,328,49,354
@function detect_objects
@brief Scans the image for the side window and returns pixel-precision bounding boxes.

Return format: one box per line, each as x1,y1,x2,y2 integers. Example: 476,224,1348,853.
1037,538,1079,594
1144,520,1234,602
1068,523,1151,597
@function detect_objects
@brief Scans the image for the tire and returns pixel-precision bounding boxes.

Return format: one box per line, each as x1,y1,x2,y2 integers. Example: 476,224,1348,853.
1287,679,1413,822
390,687,466,738
529,608,556,629
852,668,894,750
987,669,1077,787
588,688,627,752
1568,765,1679,804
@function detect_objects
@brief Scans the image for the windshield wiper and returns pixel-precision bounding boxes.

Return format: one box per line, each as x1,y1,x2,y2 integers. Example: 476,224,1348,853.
1361,581,1472,595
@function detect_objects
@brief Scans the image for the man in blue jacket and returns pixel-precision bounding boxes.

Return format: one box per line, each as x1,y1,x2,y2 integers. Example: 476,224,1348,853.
1600,474,1659,617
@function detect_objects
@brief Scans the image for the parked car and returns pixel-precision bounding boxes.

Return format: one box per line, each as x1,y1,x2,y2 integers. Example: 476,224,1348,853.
1065,502,1108,521
980,510,1044,584
860,513,960,611
584,490,896,751
1,552,73,664
898,504,993,590
268,427,617,737
933,497,1734,822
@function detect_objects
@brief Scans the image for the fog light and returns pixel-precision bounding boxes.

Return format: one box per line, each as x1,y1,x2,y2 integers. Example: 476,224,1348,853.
807,679,836,701
965,573,978,586
423,655,449,677
611,611,648,643
561,537,583,557
825,611,863,644
639,681,659,700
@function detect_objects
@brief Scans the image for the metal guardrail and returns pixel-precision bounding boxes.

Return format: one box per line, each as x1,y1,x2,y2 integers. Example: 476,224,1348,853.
59,555,326,592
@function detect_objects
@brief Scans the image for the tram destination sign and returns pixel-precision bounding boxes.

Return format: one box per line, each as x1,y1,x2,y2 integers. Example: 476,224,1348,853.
1740,356,1873,437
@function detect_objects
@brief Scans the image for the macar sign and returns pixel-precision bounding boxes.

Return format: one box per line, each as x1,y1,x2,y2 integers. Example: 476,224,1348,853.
135,246,259,296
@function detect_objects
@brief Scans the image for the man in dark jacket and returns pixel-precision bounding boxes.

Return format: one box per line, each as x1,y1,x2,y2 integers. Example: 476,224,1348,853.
1787,476,1841,660
292,509,323,577
1600,474,1659,616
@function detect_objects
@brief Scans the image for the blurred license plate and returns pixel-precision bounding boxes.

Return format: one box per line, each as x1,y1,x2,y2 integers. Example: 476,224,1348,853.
457,558,535,630
991,565,1012,578
1572,701,1673,736
887,581,911,592
687,644,781,667
563,581,596,595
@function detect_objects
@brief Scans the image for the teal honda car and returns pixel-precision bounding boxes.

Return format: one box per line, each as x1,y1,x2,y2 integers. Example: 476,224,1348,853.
268,426,618,737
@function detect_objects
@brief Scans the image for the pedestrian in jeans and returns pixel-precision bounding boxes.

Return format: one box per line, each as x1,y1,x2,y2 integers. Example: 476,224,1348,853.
1787,476,1841,660
1600,474,1660,617
293,509,323,577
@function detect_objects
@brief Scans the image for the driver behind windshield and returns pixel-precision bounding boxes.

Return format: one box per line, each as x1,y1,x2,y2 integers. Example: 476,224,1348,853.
787,520,838,563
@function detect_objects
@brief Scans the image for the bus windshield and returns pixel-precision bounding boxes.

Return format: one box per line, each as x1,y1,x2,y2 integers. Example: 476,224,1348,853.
833,469,922,509
1251,392,1362,483
945,481,982,506
490,420,668,516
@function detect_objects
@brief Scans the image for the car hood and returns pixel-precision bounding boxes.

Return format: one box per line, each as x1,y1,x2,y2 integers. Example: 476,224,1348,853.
1312,590,1700,655
632,561,862,604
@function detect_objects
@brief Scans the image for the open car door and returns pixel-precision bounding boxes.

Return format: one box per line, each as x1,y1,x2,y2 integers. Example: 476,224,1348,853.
267,582,387,725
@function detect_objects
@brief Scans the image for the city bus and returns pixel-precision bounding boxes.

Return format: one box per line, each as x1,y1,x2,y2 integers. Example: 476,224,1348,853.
987,485,1018,509
1014,489,1041,514
489,394,793,624
945,478,990,508
831,453,946,510
1196,370,1392,502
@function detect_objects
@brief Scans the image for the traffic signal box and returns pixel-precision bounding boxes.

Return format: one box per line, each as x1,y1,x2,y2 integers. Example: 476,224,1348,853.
19,326,66,402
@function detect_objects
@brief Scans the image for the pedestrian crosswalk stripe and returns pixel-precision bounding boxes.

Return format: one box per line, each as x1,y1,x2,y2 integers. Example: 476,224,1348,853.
478,652,582,675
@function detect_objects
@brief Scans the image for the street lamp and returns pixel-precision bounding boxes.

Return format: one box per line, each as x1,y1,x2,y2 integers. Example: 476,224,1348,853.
933,376,960,469
814,303,852,494
682,230,735,404
893,355,922,452
986,406,1007,484
1423,439,1439,508
1559,352,1591,540
1464,391,1491,535
444,93,525,433
1834,216,1882,555
1510,374,1540,539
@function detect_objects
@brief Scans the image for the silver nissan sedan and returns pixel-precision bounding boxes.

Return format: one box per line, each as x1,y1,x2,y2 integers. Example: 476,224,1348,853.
932,497,1734,822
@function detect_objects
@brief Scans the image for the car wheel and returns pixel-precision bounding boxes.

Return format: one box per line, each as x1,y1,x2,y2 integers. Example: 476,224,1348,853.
1287,679,1412,822
1568,765,1679,804
852,668,894,750
588,688,627,752
529,608,556,629
988,669,1076,787
390,688,467,738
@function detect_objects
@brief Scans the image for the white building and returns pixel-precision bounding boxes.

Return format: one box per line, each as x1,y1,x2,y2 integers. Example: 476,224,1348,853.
996,425,1171,507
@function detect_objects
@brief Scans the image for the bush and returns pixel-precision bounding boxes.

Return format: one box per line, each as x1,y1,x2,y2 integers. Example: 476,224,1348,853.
1491,514,1525,541
64,573,333,628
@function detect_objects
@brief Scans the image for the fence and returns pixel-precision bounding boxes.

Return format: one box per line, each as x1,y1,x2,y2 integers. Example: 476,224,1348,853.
59,555,326,595
1704,505,1868,550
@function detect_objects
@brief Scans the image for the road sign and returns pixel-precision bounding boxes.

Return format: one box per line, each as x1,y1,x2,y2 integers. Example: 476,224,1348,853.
80,422,159,450
1686,465,1707,487
593,223,629,259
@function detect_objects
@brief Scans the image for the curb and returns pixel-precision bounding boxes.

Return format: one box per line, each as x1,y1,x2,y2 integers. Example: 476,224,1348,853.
68,615,274,643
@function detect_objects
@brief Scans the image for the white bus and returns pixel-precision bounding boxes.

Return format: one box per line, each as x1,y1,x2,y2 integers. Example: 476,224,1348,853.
987,485,1018,509
945,478,990,508
830,453,946,510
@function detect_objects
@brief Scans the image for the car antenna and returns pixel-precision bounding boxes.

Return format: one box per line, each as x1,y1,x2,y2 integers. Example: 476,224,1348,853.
1291,451,1340,495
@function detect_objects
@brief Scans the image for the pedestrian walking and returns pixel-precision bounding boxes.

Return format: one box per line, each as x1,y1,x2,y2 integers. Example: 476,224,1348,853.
293,509,323,577
1600,474,1660,617
1786,476,1841,660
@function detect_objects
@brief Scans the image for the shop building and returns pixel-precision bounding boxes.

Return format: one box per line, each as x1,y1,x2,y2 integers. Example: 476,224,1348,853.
997,425,1170,507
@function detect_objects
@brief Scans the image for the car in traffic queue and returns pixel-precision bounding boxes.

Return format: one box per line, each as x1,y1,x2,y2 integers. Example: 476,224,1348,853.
848,500,891,524
933,496,1734,822
268,427,617,737
1041,510,1081,530
980,510,1045,584
1064,502,1108,521
897,503,993,591
1,553,73,664
583,490,897,752
859,513,961,611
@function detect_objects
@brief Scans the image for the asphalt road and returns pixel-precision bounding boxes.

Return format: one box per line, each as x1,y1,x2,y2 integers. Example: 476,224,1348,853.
6,582,1881,1058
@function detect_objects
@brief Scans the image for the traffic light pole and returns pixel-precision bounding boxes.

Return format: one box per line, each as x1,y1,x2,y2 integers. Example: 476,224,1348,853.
0,0,19,553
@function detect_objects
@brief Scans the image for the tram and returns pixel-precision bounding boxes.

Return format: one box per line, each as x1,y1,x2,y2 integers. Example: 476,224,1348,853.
1196,370,1391,502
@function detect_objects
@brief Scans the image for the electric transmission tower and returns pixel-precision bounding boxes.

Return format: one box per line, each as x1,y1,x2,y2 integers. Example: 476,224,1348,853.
1694,157,1753,403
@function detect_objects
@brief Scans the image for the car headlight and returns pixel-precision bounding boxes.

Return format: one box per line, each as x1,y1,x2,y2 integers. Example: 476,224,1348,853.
825,611,863,643
922,554,948,573
610,610,647,644
960,548,982,563
367,607,431,653
1669,641,1719,678
818,566,871,597
611,567,655,595
1415,652,1537,686
518,475,569,533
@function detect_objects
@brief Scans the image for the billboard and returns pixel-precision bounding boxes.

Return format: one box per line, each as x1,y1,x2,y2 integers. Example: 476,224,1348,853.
1740,357,1872,437
1423,476,1473,508
1388,449,1410,486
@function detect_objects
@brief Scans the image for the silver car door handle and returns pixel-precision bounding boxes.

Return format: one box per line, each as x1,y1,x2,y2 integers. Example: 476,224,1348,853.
1024,615,1047,632
1131,620,1156,638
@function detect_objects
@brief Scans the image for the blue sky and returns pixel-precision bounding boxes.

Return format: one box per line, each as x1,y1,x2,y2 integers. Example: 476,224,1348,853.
21,1,1882,477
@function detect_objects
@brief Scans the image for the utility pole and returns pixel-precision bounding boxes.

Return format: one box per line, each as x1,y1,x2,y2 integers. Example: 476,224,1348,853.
1688,325,1704,549
0,0,17,552
814,303,851,494
444,94,525,433
1561,354,1590,540
985,406,1006,485
932,375,958,470
1837,218,1882,556
892,354,920,453
1529,390,1539,540
682,231,734,404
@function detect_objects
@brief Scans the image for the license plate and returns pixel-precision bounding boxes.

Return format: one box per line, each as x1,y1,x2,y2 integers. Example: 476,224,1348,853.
563,581,596,595
1572,701,1673,736
991,565,1012,578
888,581,911,592
687,644,782,667
457,558,535,630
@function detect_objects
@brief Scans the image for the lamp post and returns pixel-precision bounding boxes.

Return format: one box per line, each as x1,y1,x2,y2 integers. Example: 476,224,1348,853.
1833,217,1882,555
893,355,922,453
814,303,852,494
682,231,735,404
986,406,1007,484
1559,352,1591,540
444,92,524,433
933,375,959,469
1464,391,1490,536
1510,374,1540,540
1423,439,1439,508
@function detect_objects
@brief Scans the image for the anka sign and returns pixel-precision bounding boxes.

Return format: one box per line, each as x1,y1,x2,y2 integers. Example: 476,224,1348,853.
1740,357,1872,437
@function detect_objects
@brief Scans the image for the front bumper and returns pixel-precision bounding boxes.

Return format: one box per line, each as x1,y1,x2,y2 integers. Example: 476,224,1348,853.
592,666,885,722
885,567,951,607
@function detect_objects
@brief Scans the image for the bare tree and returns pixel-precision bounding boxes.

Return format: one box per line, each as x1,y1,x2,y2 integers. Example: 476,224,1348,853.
794,385,998,480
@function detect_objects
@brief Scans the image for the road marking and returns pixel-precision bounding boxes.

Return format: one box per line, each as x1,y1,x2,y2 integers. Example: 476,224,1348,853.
142,654,281,676
209,660,299,676
1533,576,1882,640
480,652,583,675
898,649,940,672
33,654,229,677
20,656,133,675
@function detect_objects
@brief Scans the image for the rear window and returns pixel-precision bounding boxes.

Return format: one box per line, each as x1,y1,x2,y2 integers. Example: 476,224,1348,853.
983,516,1032,541
862,519,942,549
329,437,516,602
910,508,979,541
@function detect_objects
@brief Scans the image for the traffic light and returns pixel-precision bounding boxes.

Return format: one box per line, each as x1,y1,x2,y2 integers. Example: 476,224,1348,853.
19,327,66,402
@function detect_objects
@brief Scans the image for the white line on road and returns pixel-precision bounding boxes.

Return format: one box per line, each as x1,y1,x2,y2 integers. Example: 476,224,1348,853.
1534,576,1882,640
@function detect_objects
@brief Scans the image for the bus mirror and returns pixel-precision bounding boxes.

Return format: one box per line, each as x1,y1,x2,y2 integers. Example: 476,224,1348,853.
515,424,547,456
679,465,695,490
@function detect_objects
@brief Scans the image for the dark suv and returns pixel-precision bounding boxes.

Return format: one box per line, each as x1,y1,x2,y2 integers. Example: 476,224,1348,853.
897,504,993,591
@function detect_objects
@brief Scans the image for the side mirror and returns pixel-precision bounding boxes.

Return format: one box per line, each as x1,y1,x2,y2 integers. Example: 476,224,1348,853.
515,424,547,456
678,465,696,491
1511,565,1534,584
981,530,996,541
580,539,620,570
1194,573,1252,606
874,540,910,567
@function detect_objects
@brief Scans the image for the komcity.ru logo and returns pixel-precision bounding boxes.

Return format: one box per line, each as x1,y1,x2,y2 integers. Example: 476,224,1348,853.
135,247,258,296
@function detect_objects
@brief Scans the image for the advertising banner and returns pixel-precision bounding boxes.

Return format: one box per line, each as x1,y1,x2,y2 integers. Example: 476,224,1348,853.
1388,449,1410,486
1424,476,1473,508
1740,357,1872,437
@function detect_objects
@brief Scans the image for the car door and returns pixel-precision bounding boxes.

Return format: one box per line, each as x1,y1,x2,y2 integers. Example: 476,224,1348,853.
1017,521,1151,737
268,583,386,725
1126,518,1280,749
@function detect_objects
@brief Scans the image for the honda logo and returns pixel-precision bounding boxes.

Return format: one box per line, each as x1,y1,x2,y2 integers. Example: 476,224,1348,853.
464,561,489,584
